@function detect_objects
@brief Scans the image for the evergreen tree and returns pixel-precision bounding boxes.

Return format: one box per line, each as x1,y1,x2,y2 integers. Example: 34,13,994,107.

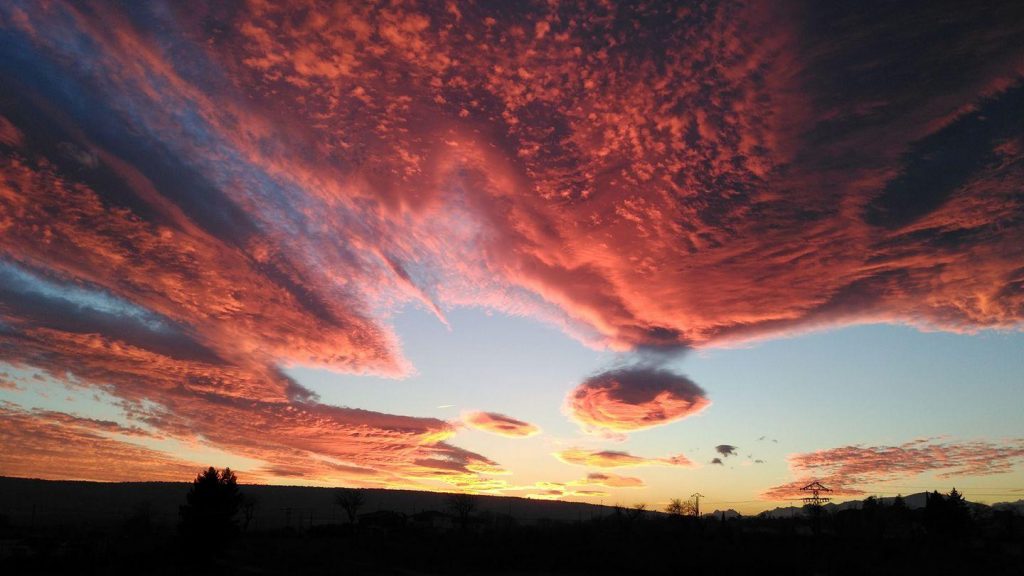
178,467,243,551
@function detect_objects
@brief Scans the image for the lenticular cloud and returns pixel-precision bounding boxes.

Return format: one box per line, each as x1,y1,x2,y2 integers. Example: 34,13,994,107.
462,411,541,438
566,367,709,434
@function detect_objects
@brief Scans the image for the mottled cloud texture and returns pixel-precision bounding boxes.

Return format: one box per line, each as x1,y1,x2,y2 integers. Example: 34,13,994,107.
1,1,1023,487
462,411,541,438
0,402,202,482
555,448,693,469
566,367,709,434
763,439,1024,499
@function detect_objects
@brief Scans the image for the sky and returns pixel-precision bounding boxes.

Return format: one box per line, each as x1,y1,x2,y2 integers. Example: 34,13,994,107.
0,0,1022,515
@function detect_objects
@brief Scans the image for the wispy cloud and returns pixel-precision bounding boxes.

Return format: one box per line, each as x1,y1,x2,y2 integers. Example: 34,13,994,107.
0,402,204,483
573,472,646,488
763,438,1024,500
554,448,694,469
461,411,541,438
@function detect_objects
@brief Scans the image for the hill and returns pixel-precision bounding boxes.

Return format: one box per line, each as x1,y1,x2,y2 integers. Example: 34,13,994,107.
0,476,615,530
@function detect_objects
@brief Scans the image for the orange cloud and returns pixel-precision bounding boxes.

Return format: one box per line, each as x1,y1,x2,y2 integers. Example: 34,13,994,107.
0,402,204,483
462,411,541,438
762,438,1024,500
566,367,709,433
555,448,694,469
0,325,503,490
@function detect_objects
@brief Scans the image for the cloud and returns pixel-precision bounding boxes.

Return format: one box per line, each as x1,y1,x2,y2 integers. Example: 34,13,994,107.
716,444,738,457
0,402,204,483
566,367,709,434
554,448,694,469
500,480,612,500
0,323,505,490
573,472,646,488
762,438,1024,500
0,1,1022,488
461,411,541,438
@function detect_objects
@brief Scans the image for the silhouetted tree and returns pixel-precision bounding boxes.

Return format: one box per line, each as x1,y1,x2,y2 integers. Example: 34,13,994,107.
947,487,966,509
447,493,476,530
335,488,365,524
891,494,906,510
926,489,970,538
178,467,242,551
946,487,970,535
666,498,695,516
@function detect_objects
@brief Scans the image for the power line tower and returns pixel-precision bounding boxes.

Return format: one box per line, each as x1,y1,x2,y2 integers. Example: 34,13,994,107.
691,492,704,517
800,481,832,507
801,481,831,535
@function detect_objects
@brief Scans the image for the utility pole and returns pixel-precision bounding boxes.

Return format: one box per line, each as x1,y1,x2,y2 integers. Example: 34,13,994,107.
691,493,704,517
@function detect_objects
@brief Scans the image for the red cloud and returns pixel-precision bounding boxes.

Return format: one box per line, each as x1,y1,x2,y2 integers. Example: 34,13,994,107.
1,1,1023,489
762,438,1024,500
555,448,694,469
0,402,204,483
0,327,503,491
566,368,709,433
462,411,541,438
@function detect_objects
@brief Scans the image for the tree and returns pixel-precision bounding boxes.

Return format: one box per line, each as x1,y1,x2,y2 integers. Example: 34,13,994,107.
335,488,365,524
447,493,476,529
947,487,966,509
946,487,970,535
665,498,695,516
178,467,242,550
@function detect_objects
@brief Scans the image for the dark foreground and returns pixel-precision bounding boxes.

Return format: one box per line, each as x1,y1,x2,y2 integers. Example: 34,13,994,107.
1,476,1022,575
4,509,1024,575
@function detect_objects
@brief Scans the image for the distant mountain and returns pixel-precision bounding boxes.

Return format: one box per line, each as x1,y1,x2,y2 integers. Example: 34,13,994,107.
992,499,1024,515
757,492,1005,519
760,493,925,518
704,509,741,519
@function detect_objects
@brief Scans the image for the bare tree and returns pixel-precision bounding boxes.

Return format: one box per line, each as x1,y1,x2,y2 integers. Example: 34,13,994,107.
665,498,695,516
447,493,476,529
335,488,365,524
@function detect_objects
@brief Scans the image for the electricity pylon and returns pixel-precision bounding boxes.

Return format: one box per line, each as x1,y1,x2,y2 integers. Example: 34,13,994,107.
800,481,831,507
801,481,831,536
